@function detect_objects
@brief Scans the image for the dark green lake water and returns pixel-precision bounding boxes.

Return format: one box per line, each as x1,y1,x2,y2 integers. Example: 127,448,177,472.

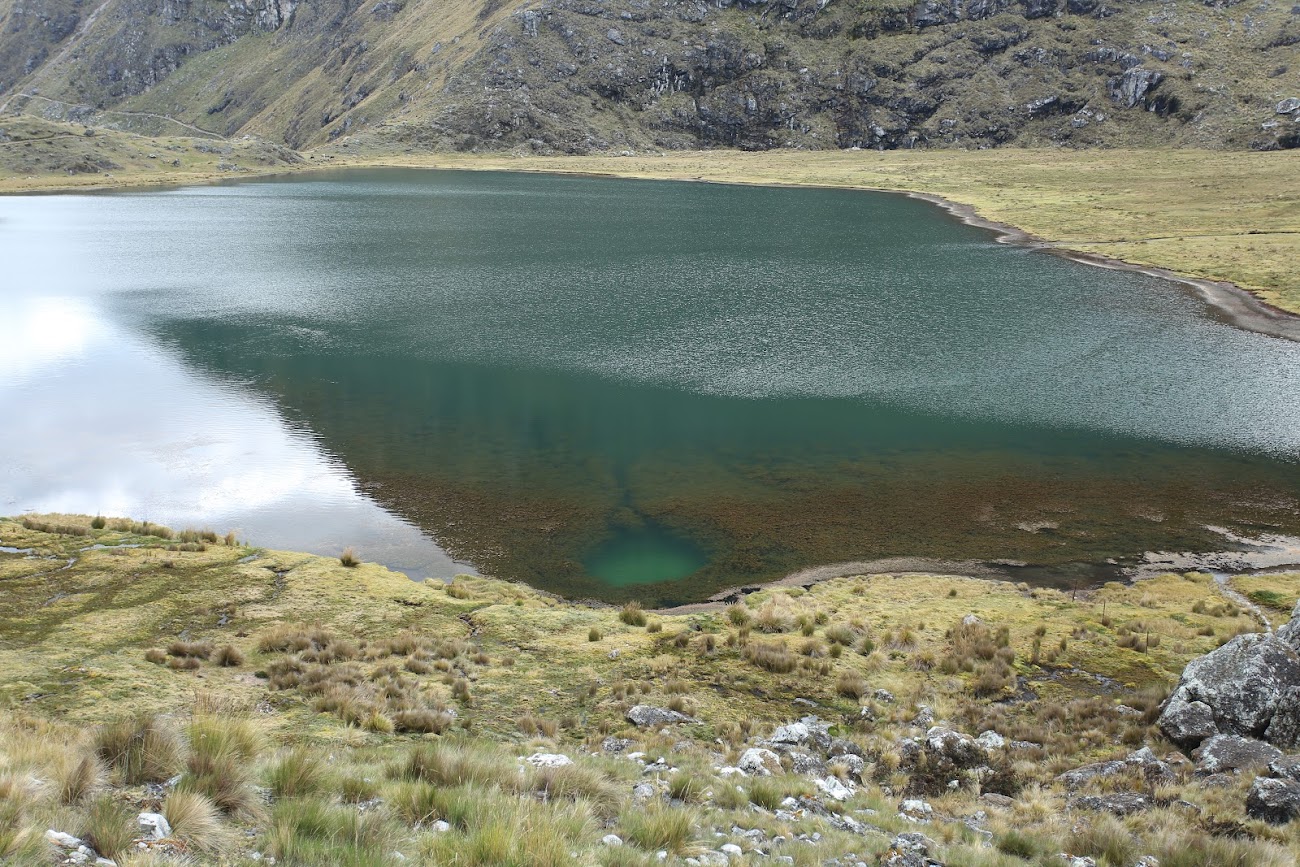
2,168,1299,604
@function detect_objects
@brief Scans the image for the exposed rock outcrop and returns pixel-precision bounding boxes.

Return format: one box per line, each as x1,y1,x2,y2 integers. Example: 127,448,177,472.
626,704,696,727
1158,609,1300,750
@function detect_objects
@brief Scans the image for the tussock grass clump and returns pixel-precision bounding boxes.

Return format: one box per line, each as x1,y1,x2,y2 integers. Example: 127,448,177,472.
95,715,184,785
163,790,232,855
264,797,394,865
392,709,455,734
588,627,602,641
79,796,136,860
446,578,473,599
517,714,559,738
105,517,174,538
258,624,336,654
56,755,102,805
620,601,647,627
753,601,791,633
166,640,213,659
213,645,245,666
180,715,260,816
666,772,707,804
339,547,361,567
836,670,868,699
21,516,89,536
743,640,797,673
824,623,858,646
0,818,45,866
404,742,519,792
619,805,699,855
144,648,167,664
268,748,328,799
528,763,621,814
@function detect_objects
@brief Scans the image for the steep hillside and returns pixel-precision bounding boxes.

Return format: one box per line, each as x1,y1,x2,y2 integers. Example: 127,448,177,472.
0,0,1297,152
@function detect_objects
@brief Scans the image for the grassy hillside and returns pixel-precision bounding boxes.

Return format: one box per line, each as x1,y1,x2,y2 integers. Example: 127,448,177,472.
2,514,1298,865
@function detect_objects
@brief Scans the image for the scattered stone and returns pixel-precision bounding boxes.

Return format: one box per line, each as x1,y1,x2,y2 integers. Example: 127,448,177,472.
606,27,625,44
46,830,82,849
601,737,632,753
789,750,828,777
766,718,831,751
975,730,1006,750
925,727,988,768
137,811,172,840
981,792,1014,808
816,776,854,801
602,834,624,846
524,752,573,768
880,832,940,867
910,706,934,728
1246,776,1300,824
1277,97,1300,114
1058,857,1097,867
898,799,933,822
626,705,695,727
743,748,780,779
1133,857,1160,867
632,782,656,801
1126,747,1176,783
1192,734,1282,775
874,689,896,704
1055,759,1128,789
431,820,451,832
720,843,743,857
1070,793,1153,815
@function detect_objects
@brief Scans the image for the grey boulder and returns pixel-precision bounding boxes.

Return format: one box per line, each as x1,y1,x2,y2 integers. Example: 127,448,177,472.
1158,632,1300,749
626,705,695,727
1246,776,1300,824
1070,793,1153,815
1192,734,1282,775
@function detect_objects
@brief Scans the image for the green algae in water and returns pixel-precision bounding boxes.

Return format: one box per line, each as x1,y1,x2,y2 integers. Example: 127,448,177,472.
583,522,709,586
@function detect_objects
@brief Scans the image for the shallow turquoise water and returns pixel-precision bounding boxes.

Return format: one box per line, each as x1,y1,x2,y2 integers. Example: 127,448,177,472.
1,168,1299,603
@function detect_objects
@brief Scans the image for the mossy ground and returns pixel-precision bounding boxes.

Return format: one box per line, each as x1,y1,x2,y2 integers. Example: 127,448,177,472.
3,514,1298,865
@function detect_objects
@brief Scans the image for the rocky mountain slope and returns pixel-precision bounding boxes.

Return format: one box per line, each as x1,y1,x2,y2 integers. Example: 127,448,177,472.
0,0,1297,153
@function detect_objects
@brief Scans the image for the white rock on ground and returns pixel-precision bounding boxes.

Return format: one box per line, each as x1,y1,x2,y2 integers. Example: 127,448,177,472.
737,747,782,776
523,752,574,768
137,812,172,840
46,830,82,848
815,776,854,801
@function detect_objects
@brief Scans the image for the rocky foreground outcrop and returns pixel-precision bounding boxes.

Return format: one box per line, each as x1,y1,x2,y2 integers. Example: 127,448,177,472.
1159,600,1300,751
1158,599,1300,824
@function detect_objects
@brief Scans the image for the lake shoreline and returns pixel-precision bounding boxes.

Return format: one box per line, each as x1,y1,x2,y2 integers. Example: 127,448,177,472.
649,534,1300,615
902,190,1300,343
4,153,1298,342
